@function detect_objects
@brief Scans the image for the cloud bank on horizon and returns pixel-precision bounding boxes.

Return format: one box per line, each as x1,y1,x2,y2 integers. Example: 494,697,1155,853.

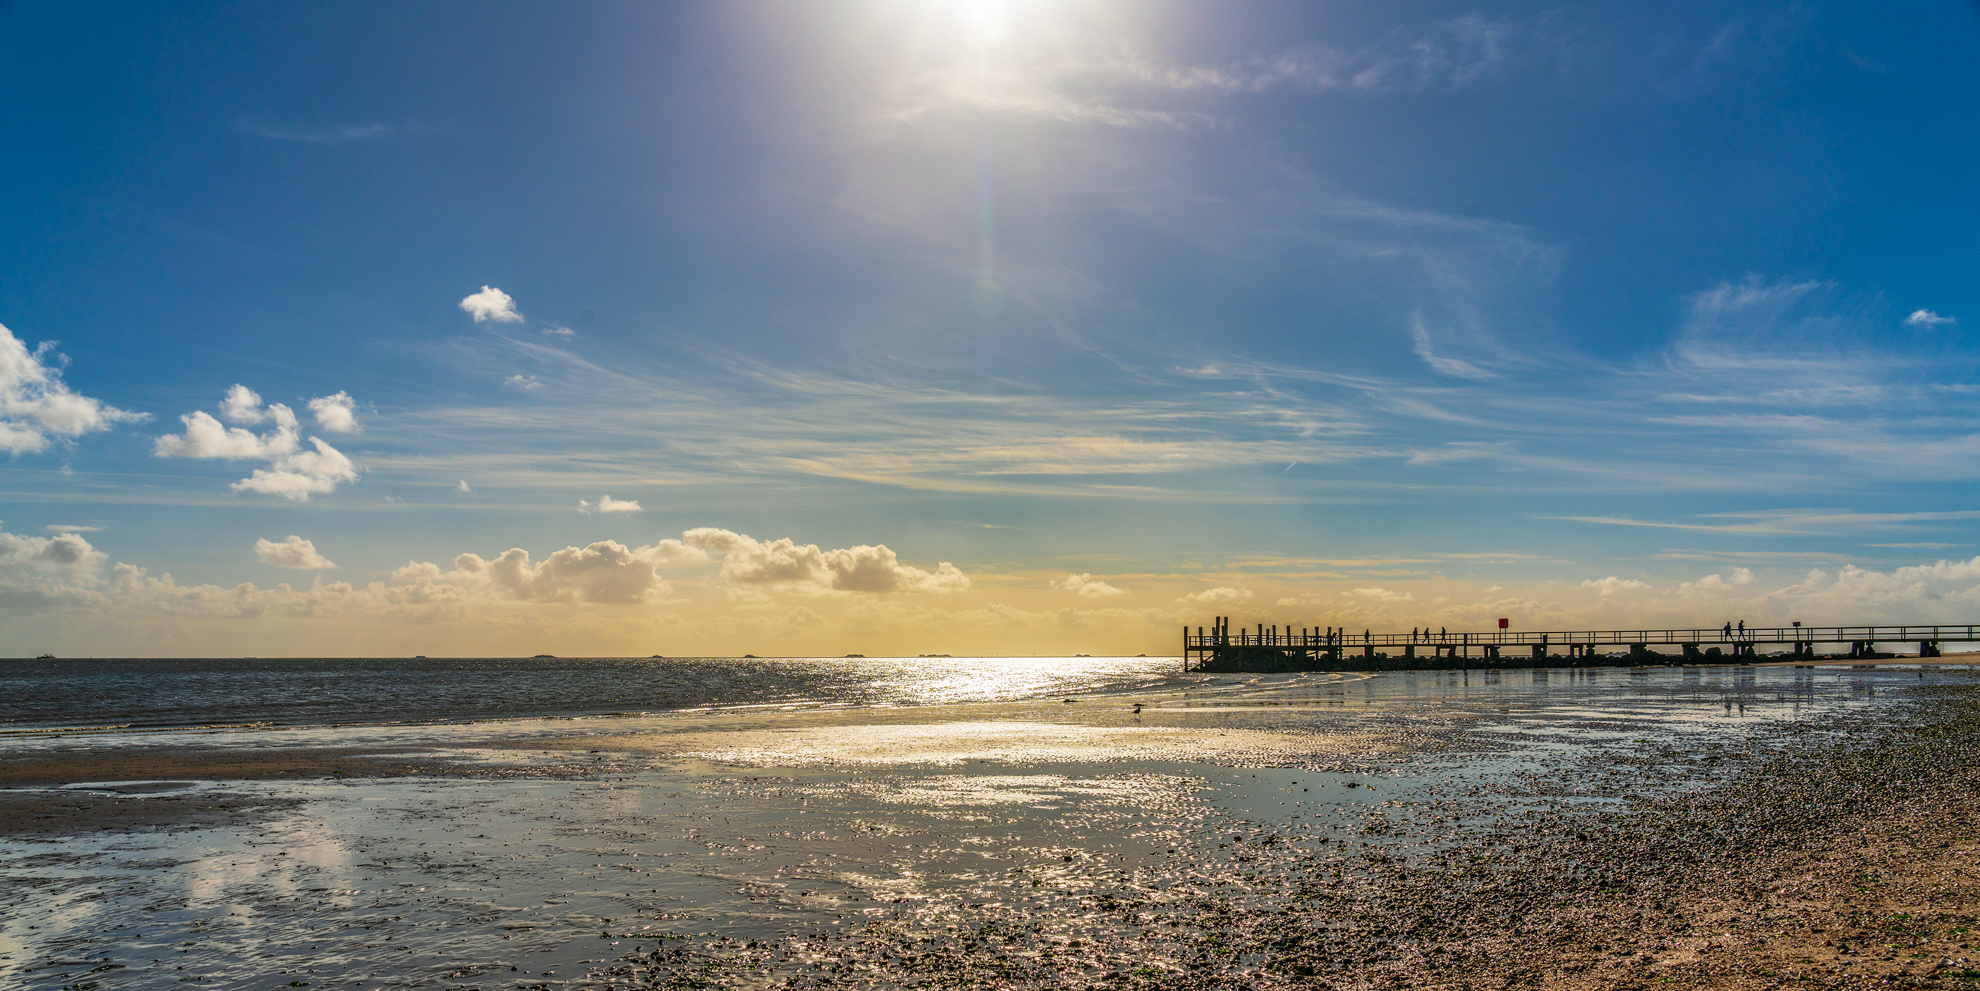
0,0,1975,654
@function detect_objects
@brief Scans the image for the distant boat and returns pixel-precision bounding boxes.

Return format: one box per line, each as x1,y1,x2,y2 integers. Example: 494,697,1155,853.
36,653,54,659
844,653,865,658
743,654,758,658
532,653,555,658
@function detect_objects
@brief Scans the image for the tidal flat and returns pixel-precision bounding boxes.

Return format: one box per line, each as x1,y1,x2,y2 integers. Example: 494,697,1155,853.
3,659,1978,989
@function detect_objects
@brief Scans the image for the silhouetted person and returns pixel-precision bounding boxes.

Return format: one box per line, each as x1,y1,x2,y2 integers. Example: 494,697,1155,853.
1723,621,1732,638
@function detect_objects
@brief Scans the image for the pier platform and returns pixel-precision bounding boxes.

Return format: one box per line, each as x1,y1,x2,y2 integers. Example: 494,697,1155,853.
1183,618,1980,672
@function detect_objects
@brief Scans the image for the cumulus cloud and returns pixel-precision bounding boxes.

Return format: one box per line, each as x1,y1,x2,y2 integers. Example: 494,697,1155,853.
543,325,575,337
1348,586,1414,602
1053,572,1126,597
1906,309,1955,328
153,386,360,501
577,495,642,514
683,528,970,594
1178,586,1252,605
0,523,712,621
255,535,337,570
307,391,360,433
1581,576,1649,596
219,384,266,424
0,323,145,455
460,285,522,323
456,480,472,493
393,538,706,604
504,374,542,391
0,525,110,607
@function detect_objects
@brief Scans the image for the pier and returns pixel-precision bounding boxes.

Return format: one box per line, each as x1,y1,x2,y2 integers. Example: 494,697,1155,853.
1182,617,1980,672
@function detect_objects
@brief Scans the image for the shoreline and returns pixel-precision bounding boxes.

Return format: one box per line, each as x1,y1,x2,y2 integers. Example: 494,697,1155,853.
4,669,1977,989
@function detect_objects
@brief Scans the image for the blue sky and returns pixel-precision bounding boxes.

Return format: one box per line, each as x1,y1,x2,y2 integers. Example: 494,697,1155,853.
2,0,1978,655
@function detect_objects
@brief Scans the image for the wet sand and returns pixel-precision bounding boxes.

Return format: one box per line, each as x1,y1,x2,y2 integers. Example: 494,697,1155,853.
3,665,1977,989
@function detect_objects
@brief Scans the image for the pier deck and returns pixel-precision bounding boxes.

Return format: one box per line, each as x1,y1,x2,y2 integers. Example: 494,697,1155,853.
1183,618,1980,672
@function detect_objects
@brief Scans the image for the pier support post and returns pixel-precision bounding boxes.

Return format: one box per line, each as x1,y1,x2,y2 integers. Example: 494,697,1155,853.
1404,645,1417,660
1682,643,1701,662
1531,644,1545,661
1629,643,1651,664
1921,640,1940,658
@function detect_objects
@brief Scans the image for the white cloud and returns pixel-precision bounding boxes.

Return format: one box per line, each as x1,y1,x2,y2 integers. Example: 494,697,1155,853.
43,524,102,533
456,480,472,493
394,538,705,604
1410,317,1494,379
460,285,523,323
1731,566,1755,585
578,495,642,514
1052,573,1126,597
683,528,969,594
239,120,396,144
504,374,542,391
255,535,337,570
1178,586,1252,605
153,387,360,501
1580,576,1649,596
1906,309,1955,328
0,323,145,455
543,326,575,337
1348,586,1414,602
881,11,1532,129
219,384,266,424
307,391,360,433
0,525,109,607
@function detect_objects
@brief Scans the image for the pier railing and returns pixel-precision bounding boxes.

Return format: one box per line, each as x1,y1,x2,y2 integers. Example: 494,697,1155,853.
1183,624,1980,650
1182,619,1978,670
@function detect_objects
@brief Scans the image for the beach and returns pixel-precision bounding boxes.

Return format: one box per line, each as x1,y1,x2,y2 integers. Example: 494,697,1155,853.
3,658,1977,989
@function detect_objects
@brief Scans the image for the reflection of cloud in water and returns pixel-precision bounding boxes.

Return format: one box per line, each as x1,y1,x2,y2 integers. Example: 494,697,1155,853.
665,720,1369,767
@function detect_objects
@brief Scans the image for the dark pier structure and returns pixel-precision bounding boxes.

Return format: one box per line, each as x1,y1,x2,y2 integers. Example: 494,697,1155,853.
1183,617,1980,672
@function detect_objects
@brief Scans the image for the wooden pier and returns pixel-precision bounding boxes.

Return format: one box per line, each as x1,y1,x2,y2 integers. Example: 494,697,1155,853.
1182,617,1980,672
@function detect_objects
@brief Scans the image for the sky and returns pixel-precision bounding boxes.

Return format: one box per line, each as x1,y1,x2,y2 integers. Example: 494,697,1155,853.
2,0,1978,657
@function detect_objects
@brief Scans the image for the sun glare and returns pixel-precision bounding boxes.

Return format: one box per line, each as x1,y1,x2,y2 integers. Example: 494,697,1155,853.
963,0,1008,41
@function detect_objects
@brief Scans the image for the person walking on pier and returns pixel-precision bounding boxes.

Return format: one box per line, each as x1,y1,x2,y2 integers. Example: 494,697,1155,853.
1722,621,1732,639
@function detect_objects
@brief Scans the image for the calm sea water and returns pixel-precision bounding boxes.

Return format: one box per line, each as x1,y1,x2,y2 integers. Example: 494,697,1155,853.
0,655,1186,732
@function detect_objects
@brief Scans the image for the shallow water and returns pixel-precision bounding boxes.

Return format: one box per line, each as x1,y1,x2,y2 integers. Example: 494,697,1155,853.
2,660,1974,989
0,656,1185,732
